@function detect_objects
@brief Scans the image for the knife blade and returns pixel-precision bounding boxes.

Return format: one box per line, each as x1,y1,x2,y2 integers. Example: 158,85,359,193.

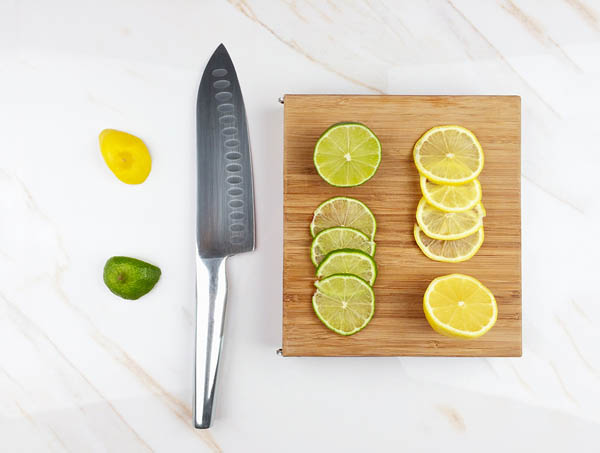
194,43,255,429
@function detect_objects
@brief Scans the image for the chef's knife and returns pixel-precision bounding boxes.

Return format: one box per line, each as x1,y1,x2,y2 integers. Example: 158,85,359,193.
194,43,255,429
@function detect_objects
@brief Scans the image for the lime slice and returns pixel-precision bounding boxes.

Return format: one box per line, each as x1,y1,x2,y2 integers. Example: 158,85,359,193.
313,274,375,335
310,227,376,266
310,196,376,239
316,249,377,285
313,122,382,187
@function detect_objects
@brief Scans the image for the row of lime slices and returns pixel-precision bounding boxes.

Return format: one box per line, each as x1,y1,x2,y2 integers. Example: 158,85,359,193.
309,122,383,336
310,197,378,335
412,125,487,263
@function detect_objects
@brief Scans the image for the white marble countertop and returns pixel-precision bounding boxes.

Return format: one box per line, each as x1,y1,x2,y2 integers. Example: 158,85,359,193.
2,0,600,451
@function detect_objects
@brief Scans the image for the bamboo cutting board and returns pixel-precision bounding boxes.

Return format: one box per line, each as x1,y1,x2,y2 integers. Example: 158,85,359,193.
282,95,521,357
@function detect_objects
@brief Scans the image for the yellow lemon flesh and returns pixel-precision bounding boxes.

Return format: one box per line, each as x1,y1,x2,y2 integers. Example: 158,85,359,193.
99,129,151,184
423,274,497,339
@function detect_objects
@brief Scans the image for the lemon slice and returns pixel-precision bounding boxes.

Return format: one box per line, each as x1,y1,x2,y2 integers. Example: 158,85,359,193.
416,198,485,240
313,274,375,335
423,274,497,338
413,125,483,185
310,227,375,267
420,176,482,212
414,225,483,263
313,122,382,187
310,196,376,239
316,249,377,285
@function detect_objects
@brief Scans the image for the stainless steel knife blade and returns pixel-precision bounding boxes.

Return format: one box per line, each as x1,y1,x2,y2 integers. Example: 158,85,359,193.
196,43,254,257
194,43,255,429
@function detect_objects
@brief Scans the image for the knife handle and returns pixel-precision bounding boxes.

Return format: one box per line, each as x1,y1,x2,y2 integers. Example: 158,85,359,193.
194,255,228,429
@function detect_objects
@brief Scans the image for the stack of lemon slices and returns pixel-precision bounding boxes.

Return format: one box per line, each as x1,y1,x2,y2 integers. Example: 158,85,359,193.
413,125,486,263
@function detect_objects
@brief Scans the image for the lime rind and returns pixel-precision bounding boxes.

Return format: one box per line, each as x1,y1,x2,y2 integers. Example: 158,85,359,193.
103,256,161,300
312,274,375,335
310,227,376,267
314,122,382,187
315,248,378,285
310,196,377,239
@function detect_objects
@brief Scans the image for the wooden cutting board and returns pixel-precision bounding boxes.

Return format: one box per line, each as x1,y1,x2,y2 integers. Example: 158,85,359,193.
282,95,521,357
